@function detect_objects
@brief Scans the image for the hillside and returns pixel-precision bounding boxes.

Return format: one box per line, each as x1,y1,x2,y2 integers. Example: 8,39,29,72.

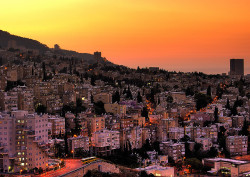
0,30,49,53
0,30,112,65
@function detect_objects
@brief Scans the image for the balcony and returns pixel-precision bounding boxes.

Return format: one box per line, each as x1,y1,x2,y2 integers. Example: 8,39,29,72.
27,130,35,136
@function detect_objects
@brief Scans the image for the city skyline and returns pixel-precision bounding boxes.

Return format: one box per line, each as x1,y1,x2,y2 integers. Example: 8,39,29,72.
1,0,250,74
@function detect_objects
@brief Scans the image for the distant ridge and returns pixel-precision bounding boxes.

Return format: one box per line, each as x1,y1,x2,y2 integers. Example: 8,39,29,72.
0,30,112,65
0,30,49,52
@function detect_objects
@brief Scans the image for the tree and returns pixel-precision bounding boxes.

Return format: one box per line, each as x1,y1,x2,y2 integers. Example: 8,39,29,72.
239,117,248,136
42,62,47,81
75,98,86,114
185,142,193,158
137,91,142,103
216,84,223,99
73,118,81,135
55,143,64,158
158,97,160,104
94,101,106,115
112,91,120,103
64,131,69,156
194,143,202,154
185,86,194,96
207,147,218,158
185,158,203,173
91,94,94,103
217,126,229,157
126,86,133,99
225,98,230,110
35,104,47,114
207,85,211,97
91,75,96,86
238,83,245,97
141,107,149,118
38,167,43,174
231,103,238,116
194,93,212,111
166,95,173,104
181,135,191,142
123,88,127,95
246,92,250,100
214,107,219,123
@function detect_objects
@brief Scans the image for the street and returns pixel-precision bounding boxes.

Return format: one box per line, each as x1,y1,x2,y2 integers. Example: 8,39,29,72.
37,159,83,177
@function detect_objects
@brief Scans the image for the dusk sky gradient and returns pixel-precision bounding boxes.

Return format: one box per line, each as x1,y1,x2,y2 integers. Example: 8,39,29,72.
1,0,250,74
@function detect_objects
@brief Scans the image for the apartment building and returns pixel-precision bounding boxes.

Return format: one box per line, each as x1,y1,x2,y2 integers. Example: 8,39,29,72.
93,93,112,104
104,103,126,115
168,127,185,140
91,129,120,156
0,91,18,112
0,110,49,172
68,136,89,153
86,116,105,134
226,136,248,156
203,158,250,177
195,138,213,151
160,142,185,162
48,116,65,137
14,86,34,113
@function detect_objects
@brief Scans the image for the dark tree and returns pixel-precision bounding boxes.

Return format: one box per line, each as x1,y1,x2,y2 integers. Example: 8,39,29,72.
42,62,47,81
112,91,120,103
239,118,248,136
75,98,86,114
185,158,203,173
207,147,218,158
225,98,230,110
72,118,81,135
35,104,47,114
214,107,219,123
94,101,106,115
185,142,193,158
246,92,250,100
207,85,211,97
194,93,212,111
185,86,194,96
231,106,237,116
166,95,173,104
123,88,127,95
216,84,223,99
64,131,69,155
141,107,149,118
91,94,94,103
137,91,143,103
126,86,133,99
90,75,96,86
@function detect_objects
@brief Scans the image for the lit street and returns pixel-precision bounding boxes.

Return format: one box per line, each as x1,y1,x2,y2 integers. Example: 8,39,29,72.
37,159,82,177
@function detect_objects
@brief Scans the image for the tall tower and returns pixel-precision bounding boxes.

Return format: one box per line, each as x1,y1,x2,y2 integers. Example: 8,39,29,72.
230,59,244,76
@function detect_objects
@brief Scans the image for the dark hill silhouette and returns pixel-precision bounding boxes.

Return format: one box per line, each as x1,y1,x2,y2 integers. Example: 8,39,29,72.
0,30,49,52
0,30,112,65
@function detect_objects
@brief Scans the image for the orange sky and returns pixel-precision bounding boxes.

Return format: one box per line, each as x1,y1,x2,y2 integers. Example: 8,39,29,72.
1,0,250,74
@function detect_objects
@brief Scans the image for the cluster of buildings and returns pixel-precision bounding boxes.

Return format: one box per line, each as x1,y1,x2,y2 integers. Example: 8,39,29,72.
0,46,249,176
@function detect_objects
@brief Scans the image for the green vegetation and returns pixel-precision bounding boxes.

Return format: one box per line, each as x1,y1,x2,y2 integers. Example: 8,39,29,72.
194,93,212,111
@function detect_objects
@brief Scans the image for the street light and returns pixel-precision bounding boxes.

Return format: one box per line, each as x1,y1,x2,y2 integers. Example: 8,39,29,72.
71,150,74,159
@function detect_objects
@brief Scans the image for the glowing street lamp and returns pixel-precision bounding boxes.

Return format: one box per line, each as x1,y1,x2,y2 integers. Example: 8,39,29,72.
71,150,74,159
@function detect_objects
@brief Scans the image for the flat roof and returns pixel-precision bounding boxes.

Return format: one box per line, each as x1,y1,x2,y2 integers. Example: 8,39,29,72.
204,158,249,165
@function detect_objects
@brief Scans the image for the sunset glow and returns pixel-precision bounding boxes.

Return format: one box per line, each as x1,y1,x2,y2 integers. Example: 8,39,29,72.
1,0,250,73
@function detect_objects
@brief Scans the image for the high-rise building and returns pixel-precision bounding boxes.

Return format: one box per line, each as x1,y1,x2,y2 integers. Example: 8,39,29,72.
230,59,244,75
0,110,49,172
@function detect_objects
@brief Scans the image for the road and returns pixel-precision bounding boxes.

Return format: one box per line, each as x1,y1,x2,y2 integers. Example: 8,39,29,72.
37,159,83,177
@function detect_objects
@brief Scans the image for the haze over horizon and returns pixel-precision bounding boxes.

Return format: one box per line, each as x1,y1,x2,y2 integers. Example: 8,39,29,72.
1,0,250,74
